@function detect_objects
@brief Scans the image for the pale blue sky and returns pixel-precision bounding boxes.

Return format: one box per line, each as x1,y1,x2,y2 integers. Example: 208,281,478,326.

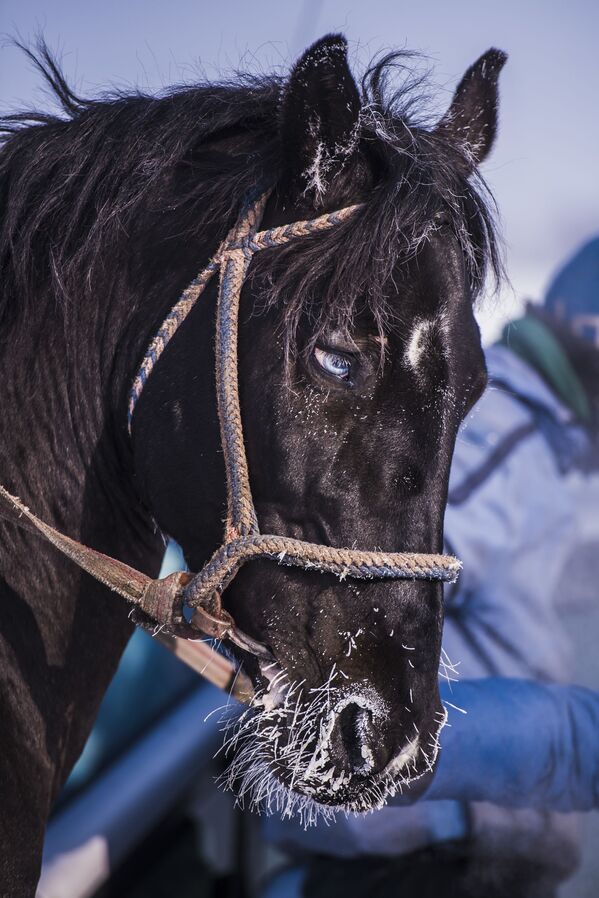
2,0,598,340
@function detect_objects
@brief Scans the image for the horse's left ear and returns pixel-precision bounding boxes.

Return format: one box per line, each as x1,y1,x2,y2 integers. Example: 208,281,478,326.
436,48,507,169
279,34,362,204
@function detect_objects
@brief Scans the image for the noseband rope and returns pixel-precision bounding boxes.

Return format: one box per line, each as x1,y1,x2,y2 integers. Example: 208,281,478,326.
0,188,461,698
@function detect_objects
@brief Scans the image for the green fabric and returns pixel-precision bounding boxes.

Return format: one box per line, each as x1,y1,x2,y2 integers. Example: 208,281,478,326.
501,315,592,423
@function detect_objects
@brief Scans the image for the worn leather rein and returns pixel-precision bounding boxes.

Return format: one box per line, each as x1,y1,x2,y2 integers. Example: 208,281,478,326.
0,188,461,701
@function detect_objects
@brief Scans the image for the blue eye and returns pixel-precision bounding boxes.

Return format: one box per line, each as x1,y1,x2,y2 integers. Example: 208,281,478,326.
314,347,352,380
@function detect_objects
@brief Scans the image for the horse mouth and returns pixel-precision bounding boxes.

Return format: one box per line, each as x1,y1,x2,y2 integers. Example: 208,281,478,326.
294,733,424,810
217,661,446,822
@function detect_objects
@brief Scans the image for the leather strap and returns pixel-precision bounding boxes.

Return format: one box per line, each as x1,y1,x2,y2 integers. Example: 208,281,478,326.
0,483,255,701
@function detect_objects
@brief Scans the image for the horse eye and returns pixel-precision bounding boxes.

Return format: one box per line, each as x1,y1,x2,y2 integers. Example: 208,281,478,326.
314,347,352,380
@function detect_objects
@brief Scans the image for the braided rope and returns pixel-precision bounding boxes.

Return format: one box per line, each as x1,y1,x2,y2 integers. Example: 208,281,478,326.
183,534,461,611
0,187,463,698
127,263,219,429
125,186,462,651
228,203,362,254
127,192,360,428
217,249,259,537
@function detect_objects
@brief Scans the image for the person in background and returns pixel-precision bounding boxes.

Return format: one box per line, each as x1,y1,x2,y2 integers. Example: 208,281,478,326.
261,239,599,898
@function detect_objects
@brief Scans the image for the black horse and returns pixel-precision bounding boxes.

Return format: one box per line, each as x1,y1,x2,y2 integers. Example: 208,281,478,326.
0,35,504,895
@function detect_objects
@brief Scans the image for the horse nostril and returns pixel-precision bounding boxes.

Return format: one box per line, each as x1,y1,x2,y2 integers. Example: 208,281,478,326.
332,702,389,775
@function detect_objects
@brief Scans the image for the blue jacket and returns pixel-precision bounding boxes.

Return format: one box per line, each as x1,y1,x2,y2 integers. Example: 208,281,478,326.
265,344,599,880
428,678,599,812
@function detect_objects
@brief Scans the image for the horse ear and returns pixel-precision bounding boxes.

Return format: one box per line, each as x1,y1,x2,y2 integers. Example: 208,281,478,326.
436,48,507,169
280,34,362,204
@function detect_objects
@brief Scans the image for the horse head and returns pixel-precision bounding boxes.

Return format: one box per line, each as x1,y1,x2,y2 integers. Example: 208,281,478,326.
131,35,505,819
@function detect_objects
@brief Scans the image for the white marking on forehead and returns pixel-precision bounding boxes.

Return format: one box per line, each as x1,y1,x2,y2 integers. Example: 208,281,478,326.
404,315,448,375
405,319,433,372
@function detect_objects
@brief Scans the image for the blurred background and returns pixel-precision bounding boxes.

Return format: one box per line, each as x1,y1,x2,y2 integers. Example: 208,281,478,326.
2,2,597,897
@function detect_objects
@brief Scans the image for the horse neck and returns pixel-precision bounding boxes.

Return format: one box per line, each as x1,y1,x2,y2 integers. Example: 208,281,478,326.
0,271,166,817
0,179,231,834
0,271,155,546
0,182,226,566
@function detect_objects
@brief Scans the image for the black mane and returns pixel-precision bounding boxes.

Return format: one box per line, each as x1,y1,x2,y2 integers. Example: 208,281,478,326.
0,42,501,351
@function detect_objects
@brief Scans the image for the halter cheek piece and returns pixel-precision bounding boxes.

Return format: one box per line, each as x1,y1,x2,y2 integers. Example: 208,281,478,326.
0,188,460,700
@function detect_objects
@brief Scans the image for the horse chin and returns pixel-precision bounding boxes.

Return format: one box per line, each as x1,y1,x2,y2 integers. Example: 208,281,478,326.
220,720,441,823
291,735,432,811
218,661,446,823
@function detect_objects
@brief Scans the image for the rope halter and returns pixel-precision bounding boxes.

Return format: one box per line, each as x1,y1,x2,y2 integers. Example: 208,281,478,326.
0,188,461,696
127,188,461,648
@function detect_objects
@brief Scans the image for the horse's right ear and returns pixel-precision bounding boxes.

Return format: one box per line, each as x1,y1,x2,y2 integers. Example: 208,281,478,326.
435,48,507,170
279,34,362,206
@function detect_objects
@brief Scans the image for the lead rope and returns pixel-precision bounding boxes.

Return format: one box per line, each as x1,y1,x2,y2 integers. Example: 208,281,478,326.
0,187,461,702
0,482,253,701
